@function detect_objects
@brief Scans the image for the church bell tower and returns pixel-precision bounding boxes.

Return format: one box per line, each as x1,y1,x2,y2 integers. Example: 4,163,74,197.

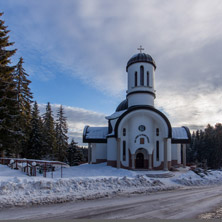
126,46,156,108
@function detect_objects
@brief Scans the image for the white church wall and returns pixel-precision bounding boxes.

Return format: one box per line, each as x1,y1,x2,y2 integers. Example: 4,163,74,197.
177,144,181,164
167,138,172,161
153,139,164,167
118,110,154,156
91,143,97,163
128,93,154,107
120,121,130,167
171,144,178,160
153,121,165,167
95,143,107,160
110,118,118,134
107,137,117,161
171,144,182,164
127,62,154,92
127,62,155,107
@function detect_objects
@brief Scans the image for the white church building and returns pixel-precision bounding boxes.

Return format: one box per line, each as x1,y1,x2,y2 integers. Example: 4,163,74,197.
83,48,191,170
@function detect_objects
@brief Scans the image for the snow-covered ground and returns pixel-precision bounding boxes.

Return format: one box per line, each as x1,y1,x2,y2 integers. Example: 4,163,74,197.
1,163,222,208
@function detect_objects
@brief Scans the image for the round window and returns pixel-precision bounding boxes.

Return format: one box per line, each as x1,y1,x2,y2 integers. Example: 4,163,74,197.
138,125,146,132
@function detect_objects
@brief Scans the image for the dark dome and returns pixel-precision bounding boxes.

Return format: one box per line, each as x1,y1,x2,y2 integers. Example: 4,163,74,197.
126,53,156,71
116,99,128,112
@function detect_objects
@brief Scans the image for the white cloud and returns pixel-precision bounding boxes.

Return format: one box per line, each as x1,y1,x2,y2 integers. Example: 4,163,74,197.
156,87,222,130
2,0,222,132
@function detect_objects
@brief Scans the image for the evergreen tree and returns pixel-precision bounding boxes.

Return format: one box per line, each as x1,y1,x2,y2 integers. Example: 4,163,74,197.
27,101,44,159
42,102,56,159
0,12,19,157
67,139,85,166
188,124,222,169
14,57,33,156
55,105,68,161
187,131,197,163
67,139,78,166
213,123,222,168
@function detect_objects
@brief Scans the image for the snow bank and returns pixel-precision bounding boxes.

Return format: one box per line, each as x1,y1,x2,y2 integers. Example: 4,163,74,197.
0,174,172,208
0,163,177,208
173,169,222,186
1,163,222,208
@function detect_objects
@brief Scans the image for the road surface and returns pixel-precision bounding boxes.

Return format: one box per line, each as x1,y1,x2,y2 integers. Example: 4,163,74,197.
1,185,222,220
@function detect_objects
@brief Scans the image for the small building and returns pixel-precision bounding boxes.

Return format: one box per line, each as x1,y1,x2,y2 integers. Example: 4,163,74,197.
83,49,191,170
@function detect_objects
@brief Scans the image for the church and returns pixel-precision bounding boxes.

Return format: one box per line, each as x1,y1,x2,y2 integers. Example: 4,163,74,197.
83,47,191,170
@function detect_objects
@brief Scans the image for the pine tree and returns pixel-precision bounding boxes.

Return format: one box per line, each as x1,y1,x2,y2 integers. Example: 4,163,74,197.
42,102,56,159
67,139,85,166
213,123,222,168
14,57,33,156
55,105,68,162
67,139,78,166
0,12,19,157
187,131,197,163
27,101,44,159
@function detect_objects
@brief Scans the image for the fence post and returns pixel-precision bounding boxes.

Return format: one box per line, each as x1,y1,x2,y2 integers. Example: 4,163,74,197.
44,162,47,177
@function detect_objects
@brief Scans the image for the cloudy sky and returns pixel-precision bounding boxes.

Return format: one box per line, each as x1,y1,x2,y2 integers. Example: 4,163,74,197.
1,0,222,145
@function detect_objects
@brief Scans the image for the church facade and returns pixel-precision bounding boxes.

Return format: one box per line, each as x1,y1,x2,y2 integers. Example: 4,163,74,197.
83,50,191,170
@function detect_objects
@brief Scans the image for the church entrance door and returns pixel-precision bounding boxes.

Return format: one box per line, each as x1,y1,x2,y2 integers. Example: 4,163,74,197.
136,153,144,169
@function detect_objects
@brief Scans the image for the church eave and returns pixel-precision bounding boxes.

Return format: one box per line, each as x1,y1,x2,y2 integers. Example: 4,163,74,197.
83,138,107,143
127,90,156,98
114,105,172,138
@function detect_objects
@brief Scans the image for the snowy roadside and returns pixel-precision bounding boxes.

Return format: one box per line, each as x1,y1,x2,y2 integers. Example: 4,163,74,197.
1,163,222,208
199,207,222,219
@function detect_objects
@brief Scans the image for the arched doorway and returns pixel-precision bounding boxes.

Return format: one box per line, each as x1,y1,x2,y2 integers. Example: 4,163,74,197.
136,153,144,169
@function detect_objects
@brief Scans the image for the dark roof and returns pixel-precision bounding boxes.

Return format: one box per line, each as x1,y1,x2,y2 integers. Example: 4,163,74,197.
126,53,156,71
116,99,128,112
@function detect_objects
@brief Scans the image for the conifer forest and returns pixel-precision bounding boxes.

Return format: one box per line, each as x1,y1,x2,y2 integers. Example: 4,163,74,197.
0,12,86,165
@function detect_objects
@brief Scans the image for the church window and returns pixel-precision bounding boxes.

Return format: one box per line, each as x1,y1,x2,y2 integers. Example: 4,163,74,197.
138,125,146,131
147,71,149,86
123,128,126,136
123,141,126,161
140,66,144,86
135,72,137,87
156,141,159,161
156,128,159,136
140,138,144,144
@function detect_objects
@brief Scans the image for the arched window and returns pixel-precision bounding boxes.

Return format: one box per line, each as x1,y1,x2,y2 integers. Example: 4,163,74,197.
123,128,126,136
123,141,126,161
140,66,144,86
135,72,137,87
156,128,159,136
156,141,159,161
147,71,149,86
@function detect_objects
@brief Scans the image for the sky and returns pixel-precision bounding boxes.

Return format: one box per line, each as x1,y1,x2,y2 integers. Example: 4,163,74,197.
1,0,222,145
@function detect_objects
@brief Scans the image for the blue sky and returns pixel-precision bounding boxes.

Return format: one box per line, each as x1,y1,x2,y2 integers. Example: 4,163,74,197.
1,0,222,144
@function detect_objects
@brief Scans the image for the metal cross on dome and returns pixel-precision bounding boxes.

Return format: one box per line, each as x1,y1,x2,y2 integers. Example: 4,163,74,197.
137,45,144,53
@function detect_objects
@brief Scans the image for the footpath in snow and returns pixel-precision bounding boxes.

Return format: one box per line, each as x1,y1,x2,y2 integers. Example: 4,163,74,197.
1,163,222,208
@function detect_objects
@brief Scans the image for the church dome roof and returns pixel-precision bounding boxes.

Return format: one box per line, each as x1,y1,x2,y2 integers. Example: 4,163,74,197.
116,99,128,112
126,53,156,71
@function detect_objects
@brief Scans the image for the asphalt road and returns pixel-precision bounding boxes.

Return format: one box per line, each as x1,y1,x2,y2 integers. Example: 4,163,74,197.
1,185,222,220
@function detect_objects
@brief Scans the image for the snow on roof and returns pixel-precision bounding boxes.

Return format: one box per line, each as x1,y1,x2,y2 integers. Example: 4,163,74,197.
86,127,108,139
105,110,126,120
0,158,69,166
83,126,108,143
172,127,189,140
